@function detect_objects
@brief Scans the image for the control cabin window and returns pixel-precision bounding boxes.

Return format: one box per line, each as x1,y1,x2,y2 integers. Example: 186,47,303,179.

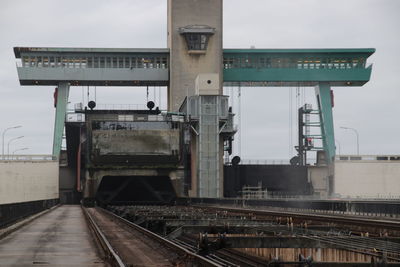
184,34,208,50
179,25,215,53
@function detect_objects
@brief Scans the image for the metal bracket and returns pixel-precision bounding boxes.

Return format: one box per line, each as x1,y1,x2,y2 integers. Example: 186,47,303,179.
190,125,199,136
218,121,227,134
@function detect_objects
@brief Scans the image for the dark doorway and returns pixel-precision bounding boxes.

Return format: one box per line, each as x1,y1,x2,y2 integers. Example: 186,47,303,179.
96,176,176,205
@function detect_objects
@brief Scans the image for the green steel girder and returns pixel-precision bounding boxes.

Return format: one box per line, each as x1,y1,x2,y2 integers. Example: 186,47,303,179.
52,82,69,157
14,47,375,58
14,47,374,86
315,82,335,163
223,48,375,55
223,67,372,86
224,48,374,86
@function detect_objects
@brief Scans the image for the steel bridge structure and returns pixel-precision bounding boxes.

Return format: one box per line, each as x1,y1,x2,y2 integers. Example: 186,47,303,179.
14,47,374,163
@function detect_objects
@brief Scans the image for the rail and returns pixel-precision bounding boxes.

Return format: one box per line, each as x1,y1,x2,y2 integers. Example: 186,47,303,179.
174,233,267,266
107,204,399,266
99,208,222,267
225,158,318,165
0,154,57,161
179,197,400,218
222,54,370,70
336,155,400,162
194,205,400,233
237,159,290,165
82,206,125,267
17,54,169,69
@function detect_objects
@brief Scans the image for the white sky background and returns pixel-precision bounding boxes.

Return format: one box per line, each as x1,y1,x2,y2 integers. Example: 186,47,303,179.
0,0,399,160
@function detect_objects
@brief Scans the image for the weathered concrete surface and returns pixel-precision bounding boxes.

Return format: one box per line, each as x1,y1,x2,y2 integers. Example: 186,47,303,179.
92,129,180,156
0,205,105,266
335,158,400,198
168,0,224,198
83,112,185,200
168,0,223,111
0,160,59,205
308,165,329,198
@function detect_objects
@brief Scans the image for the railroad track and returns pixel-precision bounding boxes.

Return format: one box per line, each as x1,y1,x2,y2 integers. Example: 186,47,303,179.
82,206,125,266
174,234,269,266
192,205,400,262
83,206,224,266
195,204,400,233
83,206,289,266
106,204,400,265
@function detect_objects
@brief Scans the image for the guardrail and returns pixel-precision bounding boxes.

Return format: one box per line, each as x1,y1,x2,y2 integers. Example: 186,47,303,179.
0,199,59,229
0,154,56,161
225,158,317,165
336,155,400,161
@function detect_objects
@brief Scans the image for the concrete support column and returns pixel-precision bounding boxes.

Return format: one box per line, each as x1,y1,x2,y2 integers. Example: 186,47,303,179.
52,82,70,157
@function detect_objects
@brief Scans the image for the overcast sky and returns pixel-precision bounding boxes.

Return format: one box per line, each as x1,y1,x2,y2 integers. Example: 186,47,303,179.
0,0,399,160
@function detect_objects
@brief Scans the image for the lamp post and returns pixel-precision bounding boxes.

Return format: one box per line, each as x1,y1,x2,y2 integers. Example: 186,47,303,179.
7,136,24,160
2,126,22,160
335,139,341,155
12,147,29,160
340,126,359,155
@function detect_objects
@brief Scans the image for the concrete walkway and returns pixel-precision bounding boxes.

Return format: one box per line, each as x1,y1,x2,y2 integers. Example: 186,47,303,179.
0,205,105,266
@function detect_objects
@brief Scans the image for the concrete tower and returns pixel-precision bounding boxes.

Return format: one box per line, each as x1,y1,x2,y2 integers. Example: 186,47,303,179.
168,0,225,198
167,0,223,111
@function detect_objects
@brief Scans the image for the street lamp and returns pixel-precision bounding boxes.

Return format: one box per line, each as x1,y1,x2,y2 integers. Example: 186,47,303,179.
12,147,29,160
340,126,359,155
335,139,341,155
2,125,22,160
7,136,24,160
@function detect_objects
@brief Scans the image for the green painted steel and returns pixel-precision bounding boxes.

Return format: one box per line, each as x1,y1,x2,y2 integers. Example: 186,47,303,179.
13,47,169,58
223,48,375,54
223,48,374,86
52,82,69,157
14,47,374,86
14,47,375,58
223,67,372,86
315,82,335,163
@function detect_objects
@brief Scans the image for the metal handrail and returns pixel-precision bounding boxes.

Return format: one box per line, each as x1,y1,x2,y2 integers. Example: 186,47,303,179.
336,155,400,161
235,158,317,165
0,154,56,161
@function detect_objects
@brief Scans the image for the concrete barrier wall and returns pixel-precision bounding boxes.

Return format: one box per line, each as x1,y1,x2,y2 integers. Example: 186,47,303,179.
0,160,59,205
335,160,400,198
